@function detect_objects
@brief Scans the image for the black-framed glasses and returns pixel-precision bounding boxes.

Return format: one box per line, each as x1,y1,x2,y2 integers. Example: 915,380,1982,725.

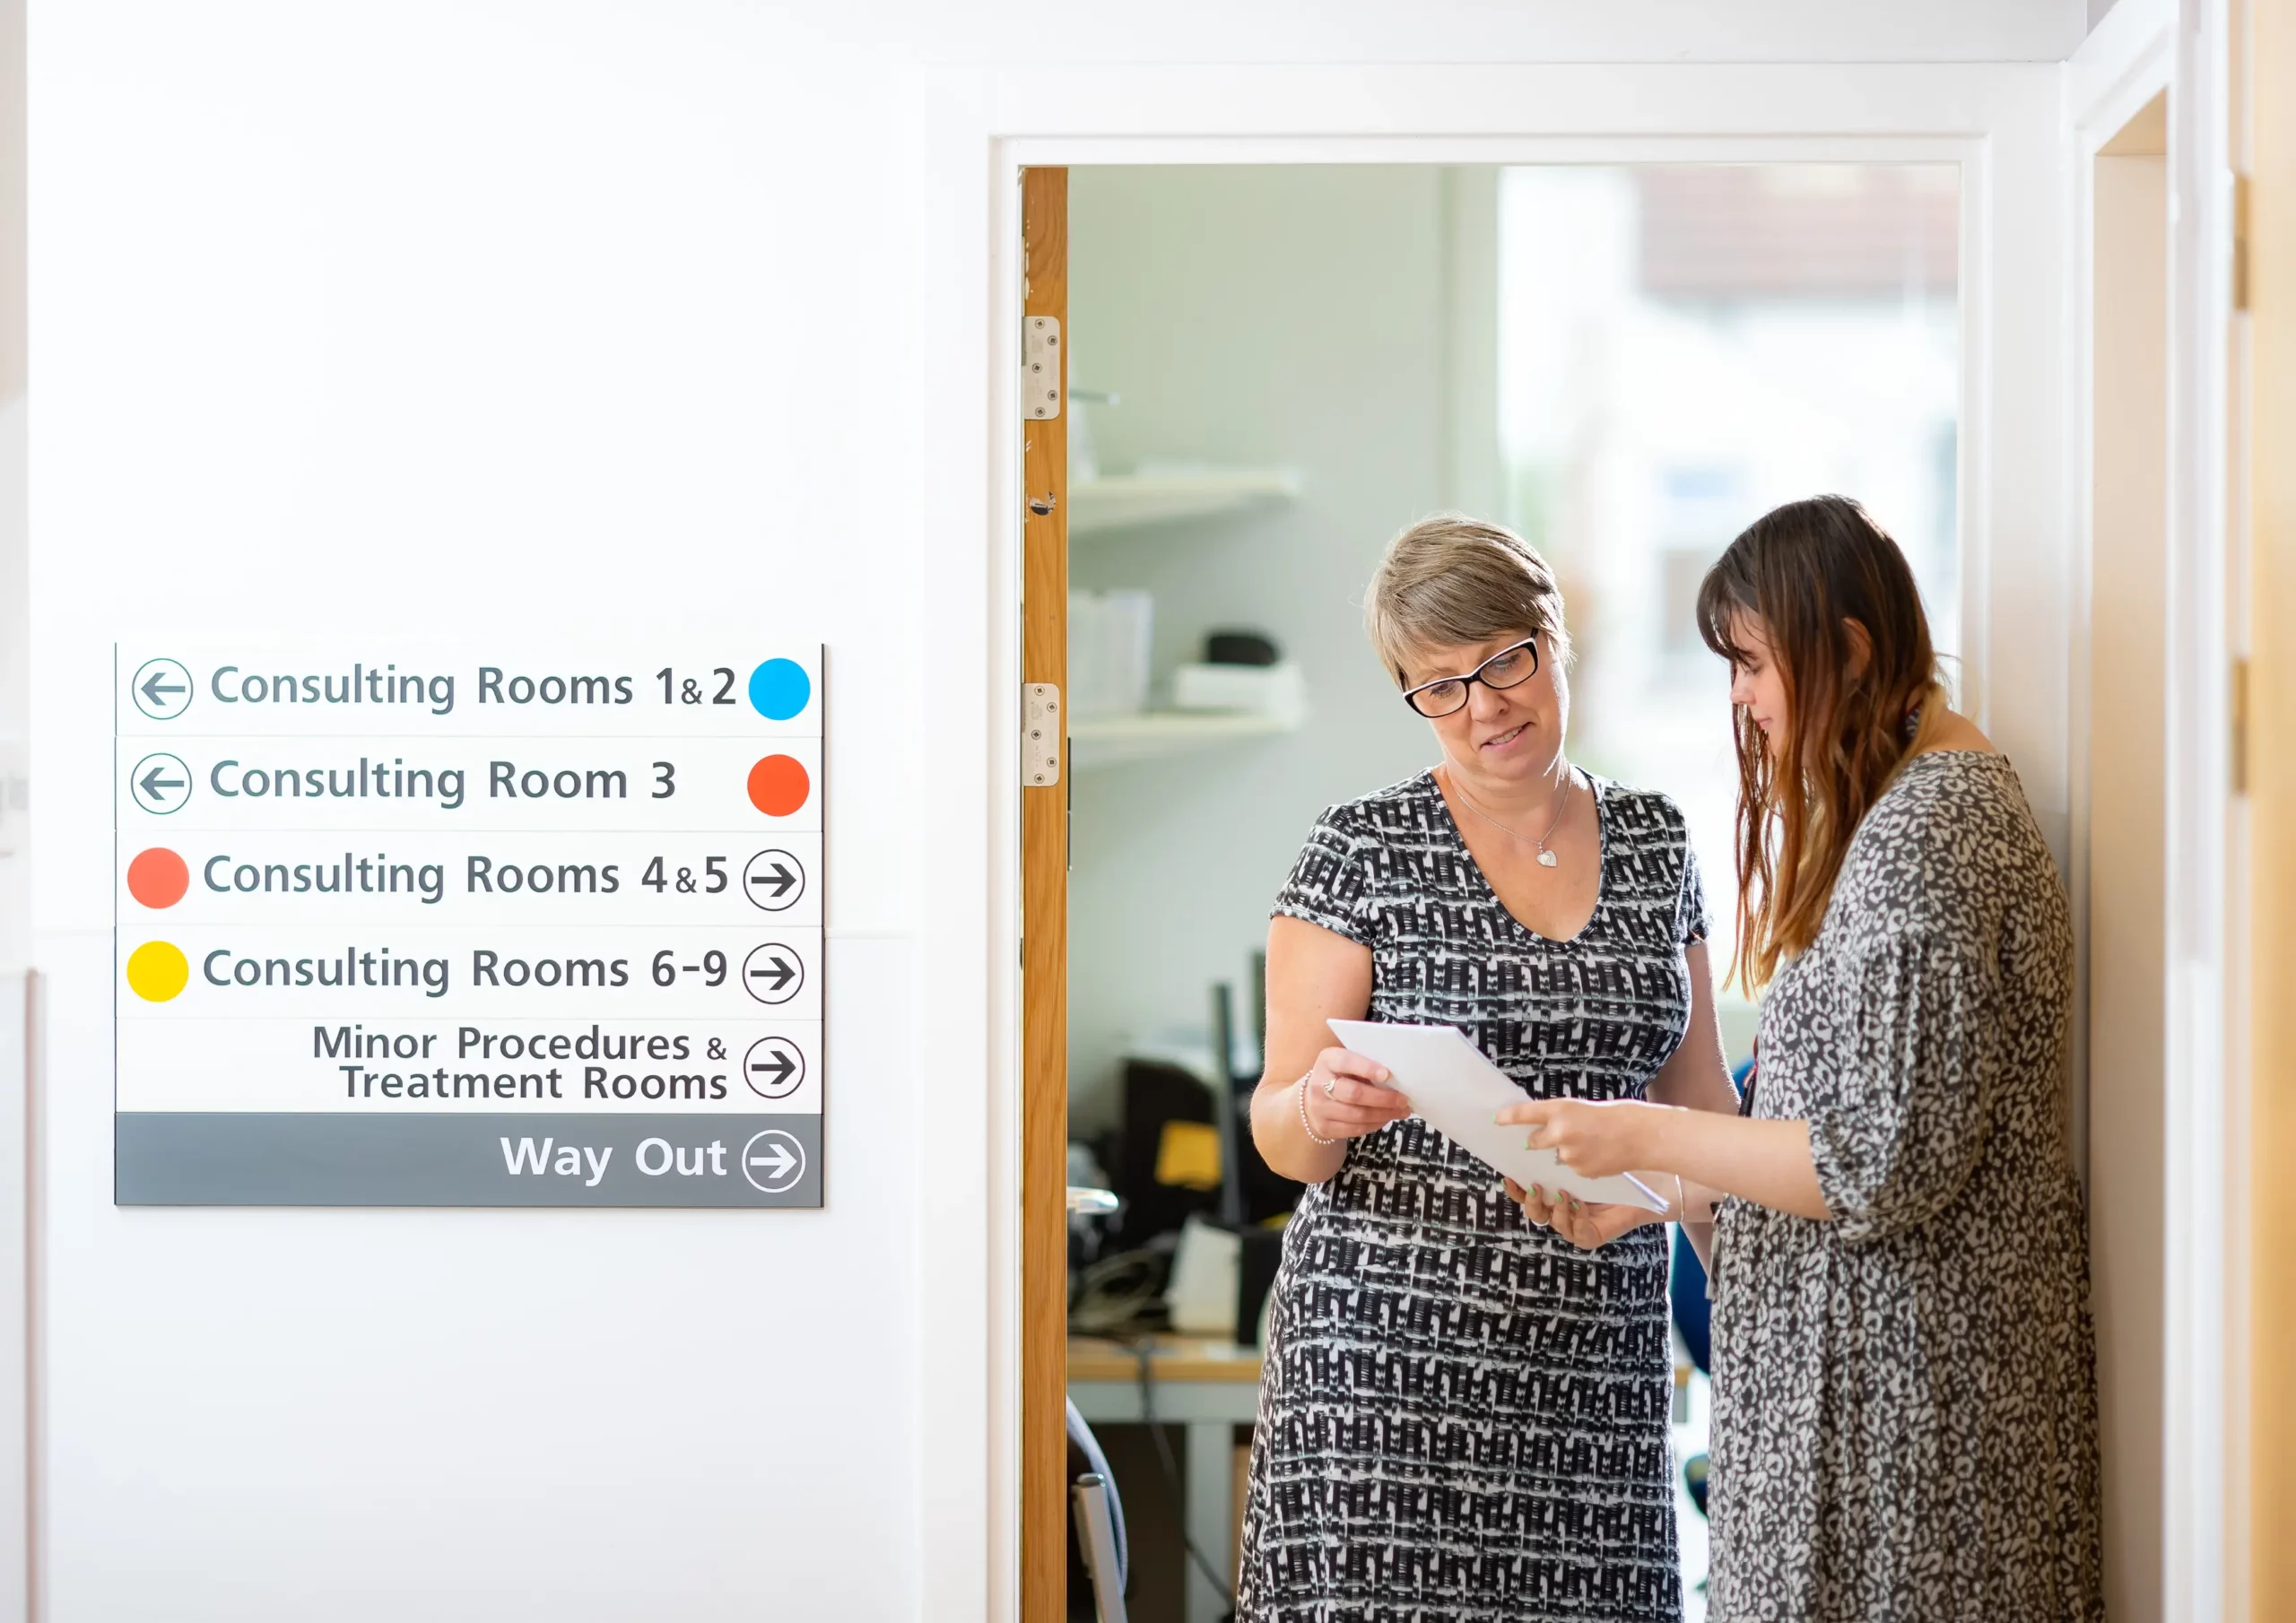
1399,638,1541,718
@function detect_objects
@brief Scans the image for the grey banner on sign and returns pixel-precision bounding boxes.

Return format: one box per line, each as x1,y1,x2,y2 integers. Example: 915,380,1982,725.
116,1112,822,1208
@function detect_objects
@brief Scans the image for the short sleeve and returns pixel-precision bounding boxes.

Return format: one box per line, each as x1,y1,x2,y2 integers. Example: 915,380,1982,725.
1271,810,1378,949
1806,928,1998,1244
1677,834,1711,947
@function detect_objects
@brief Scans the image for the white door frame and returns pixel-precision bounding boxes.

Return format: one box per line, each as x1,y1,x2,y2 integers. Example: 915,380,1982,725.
2065,8,2200,1622
918,57,2108,1623
2066,0,2178,1179
2158,3,2246,1619
2067,5,2248,1615
2060,3,2251,1618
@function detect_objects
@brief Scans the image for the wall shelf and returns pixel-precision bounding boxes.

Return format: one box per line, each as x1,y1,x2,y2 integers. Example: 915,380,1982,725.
1069,709,1301,771
1068,469,1300,536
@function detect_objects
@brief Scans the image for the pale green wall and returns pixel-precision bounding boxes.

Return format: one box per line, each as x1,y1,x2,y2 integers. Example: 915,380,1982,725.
1065,165,1495,1133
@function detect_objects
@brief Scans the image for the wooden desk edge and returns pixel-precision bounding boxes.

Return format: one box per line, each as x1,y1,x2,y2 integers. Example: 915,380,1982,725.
1067,1335,1265,1385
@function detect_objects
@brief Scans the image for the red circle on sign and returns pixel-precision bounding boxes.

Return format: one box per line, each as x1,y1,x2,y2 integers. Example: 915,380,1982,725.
747,755,811,818
126,846,190,909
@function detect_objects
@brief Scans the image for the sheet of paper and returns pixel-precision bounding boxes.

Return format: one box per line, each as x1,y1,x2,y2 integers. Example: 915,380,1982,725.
1327,1019,1669,1213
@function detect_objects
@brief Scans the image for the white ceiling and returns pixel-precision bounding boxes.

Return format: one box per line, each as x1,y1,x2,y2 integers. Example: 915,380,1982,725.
813,0,2093,65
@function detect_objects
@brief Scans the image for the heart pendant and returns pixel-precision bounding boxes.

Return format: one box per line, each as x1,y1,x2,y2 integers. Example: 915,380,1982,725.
1536,848,1559,867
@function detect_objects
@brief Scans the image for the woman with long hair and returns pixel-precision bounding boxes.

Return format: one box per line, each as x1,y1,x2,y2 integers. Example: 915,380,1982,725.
1500,496,2102,1619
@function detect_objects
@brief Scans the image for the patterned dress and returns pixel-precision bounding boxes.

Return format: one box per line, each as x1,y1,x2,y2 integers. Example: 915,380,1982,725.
1238,771,1704,1623
1707,751,2103,1620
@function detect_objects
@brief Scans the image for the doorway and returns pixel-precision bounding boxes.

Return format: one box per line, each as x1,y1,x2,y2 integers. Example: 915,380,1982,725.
1034,159,1963,1623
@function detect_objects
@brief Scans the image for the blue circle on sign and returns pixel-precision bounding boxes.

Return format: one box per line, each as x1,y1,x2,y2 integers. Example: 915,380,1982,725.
748,659,811,721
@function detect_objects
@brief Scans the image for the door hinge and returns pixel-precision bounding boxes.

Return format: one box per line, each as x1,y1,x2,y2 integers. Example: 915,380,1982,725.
2236,173,2254,312
1024,682,1062,786
1024,316,1061,421
2232,656,2250,794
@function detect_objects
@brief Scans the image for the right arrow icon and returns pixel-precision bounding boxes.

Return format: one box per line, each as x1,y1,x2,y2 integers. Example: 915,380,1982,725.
741,943,804,1006
743,848,805,912
740,1129,806,1194
742,1036,805,1100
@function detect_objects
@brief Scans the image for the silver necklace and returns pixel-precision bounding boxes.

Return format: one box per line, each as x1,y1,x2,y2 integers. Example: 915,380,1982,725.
1442,762,1576,867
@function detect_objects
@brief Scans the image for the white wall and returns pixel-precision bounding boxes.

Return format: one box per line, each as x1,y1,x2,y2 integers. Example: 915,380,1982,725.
32,8,930,1619
1065,165,1482,1130
21,6,2092,1621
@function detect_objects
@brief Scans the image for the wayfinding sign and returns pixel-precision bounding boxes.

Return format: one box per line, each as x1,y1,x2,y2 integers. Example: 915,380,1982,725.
113,647,826,1207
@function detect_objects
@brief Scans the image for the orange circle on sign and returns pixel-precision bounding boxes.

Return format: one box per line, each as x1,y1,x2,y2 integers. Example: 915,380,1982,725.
126,846,190,909
747,754,810,817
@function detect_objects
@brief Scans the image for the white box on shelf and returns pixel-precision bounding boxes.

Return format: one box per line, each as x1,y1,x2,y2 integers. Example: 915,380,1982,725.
1171,660,1306,724
1068,590,1153,717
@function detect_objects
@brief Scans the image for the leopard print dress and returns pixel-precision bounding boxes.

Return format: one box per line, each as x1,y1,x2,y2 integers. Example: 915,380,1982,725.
1707,751,2102,1621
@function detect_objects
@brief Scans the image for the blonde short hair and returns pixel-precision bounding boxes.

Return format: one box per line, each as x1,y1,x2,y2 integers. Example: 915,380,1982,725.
1364,514,1571,685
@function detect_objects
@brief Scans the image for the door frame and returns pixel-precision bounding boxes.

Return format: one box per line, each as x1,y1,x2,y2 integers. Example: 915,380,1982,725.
2066,7,2252,1618
2066,7,2177,1619
940,57,2149,1623
2152,2,2248,1617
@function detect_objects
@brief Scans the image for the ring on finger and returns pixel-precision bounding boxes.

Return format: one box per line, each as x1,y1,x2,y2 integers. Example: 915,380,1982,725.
1322,1074,1337,1098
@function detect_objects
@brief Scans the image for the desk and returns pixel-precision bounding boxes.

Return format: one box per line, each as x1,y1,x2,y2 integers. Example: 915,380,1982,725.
1068,1336,1263,1623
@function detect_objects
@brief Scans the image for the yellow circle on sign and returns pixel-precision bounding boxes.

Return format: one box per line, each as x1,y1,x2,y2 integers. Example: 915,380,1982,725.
125,941,189,1002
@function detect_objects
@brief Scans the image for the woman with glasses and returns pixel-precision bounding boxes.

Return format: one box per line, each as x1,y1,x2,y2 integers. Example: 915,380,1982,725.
1235,515,1737,1623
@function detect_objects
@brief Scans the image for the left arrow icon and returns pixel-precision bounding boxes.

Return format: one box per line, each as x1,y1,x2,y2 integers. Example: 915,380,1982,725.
129,752,192,815
129,658,194,721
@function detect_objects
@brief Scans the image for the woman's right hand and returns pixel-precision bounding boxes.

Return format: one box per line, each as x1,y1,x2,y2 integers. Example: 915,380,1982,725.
1300,1046,1413,1141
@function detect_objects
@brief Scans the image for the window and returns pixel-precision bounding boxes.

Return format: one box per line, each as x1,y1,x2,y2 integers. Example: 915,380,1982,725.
1499,163,1961,1052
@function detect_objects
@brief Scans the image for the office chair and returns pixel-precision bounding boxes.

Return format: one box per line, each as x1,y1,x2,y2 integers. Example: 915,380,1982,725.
1067,1397,1129,1623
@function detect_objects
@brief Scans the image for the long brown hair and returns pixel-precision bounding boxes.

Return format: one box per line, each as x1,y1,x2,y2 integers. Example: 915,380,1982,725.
1697,495,1946,992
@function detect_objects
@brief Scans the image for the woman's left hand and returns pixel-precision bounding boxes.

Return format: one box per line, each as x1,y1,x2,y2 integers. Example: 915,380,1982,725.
1496,1097,1670,1179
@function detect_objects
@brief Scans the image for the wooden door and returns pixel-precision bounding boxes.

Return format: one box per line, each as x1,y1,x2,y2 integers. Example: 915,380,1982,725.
2249,10,2296,1599
1020,165,1071,1623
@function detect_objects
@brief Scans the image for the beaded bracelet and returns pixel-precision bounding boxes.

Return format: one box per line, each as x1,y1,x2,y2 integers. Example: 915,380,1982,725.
1297,1072,1337,1146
